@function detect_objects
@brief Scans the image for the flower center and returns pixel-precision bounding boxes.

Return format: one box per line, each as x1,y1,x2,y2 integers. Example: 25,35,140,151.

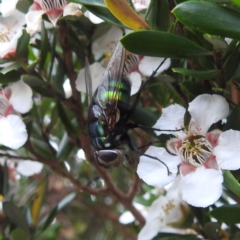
179,134,212,167
37,0,67,11
0,32,9,42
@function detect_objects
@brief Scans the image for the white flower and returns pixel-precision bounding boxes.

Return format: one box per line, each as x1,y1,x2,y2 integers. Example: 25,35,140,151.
138,178,191,240
133,0,151,11
76,62,105,94
16,160,43,177
76,57,142,96
139,57,171,77
0,0,19,17
92,26,123,60
0,9,26,59
0,153,43,177
0,80,33,149
137,94,240,207
25,0,82,34
84,11,104,24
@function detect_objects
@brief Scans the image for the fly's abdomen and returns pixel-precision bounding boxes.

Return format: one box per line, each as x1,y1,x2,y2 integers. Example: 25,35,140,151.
99,78,131,116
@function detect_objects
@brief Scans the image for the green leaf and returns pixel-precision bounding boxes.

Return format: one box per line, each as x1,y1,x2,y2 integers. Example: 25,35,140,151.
0,71,21,84
223,170,240,197
3,202,29,234
11,228,29,240
121,31,211,58
209,204,240,223
70,0,125,27
203,34,228,52
57,192,76,210
41,192,76,231
173,1,240,40
16,30,30,57
31,179,48,225
41,206,58,231
224,102,240,131
153,233,203,240
231,0,240,7
57,102,78,136
172,68,219,79
39,21,50,70
30,137,55,160
57,133,75,161
0,62,22,74
204,222,221,240
146,0,169,31
22,74,54,97
180,80,213,96
3,161,9,196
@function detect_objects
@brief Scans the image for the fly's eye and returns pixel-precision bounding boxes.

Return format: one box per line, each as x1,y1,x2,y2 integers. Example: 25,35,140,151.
95,150,123,168
97,150,119,163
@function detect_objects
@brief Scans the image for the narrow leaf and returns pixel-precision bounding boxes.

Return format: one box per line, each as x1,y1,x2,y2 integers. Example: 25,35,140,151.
146,0,169,31
57,192,76,210
209,204,240,223
224,102,240,131
104,0,150,30
172,68,219,79
121,31,211,58
31,179,48,225
3,202,29,234
16,30,30,57
173,1,240,40
56,102,78,136
223,170,240,197
0,62,22,74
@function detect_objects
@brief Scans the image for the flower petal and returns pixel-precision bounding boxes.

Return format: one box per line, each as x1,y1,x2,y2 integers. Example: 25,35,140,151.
25,9,45,34
17,160,43,177
138,219,161,240
0,0,19,17
92,26,123,60
137,146,180,188
47,9,64,26
63,3,82,17
139,57,171,77
9,80,33,113
213,130,240,170
153,104,186,138
0,115,27,149
181,166,223,207
76,62,105,93
188,94,229,134
129,72,142,95
84,10,104,24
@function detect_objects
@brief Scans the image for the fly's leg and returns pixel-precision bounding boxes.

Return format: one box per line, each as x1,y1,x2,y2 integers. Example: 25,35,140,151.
123,133,172,175
124,152,135,166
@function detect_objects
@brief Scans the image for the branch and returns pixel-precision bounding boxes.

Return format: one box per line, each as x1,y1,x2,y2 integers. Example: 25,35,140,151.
20,140,108,196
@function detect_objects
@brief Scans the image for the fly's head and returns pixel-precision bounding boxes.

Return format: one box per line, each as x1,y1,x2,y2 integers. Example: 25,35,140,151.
94,149,124,168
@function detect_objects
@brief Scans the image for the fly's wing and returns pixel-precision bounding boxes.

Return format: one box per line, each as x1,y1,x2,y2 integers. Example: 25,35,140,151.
95,41,139,110
84,57,93,106
95,41,125,109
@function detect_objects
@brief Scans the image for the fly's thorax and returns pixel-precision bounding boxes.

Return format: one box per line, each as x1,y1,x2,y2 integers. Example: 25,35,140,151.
88,119,126,150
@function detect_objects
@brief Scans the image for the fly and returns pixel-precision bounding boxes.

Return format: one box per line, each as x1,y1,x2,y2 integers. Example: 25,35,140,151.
86,42,179,174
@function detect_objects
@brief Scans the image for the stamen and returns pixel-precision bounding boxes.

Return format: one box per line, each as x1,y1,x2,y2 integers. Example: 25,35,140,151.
178,134,212,167
37,0,67,10
0,33,9,43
